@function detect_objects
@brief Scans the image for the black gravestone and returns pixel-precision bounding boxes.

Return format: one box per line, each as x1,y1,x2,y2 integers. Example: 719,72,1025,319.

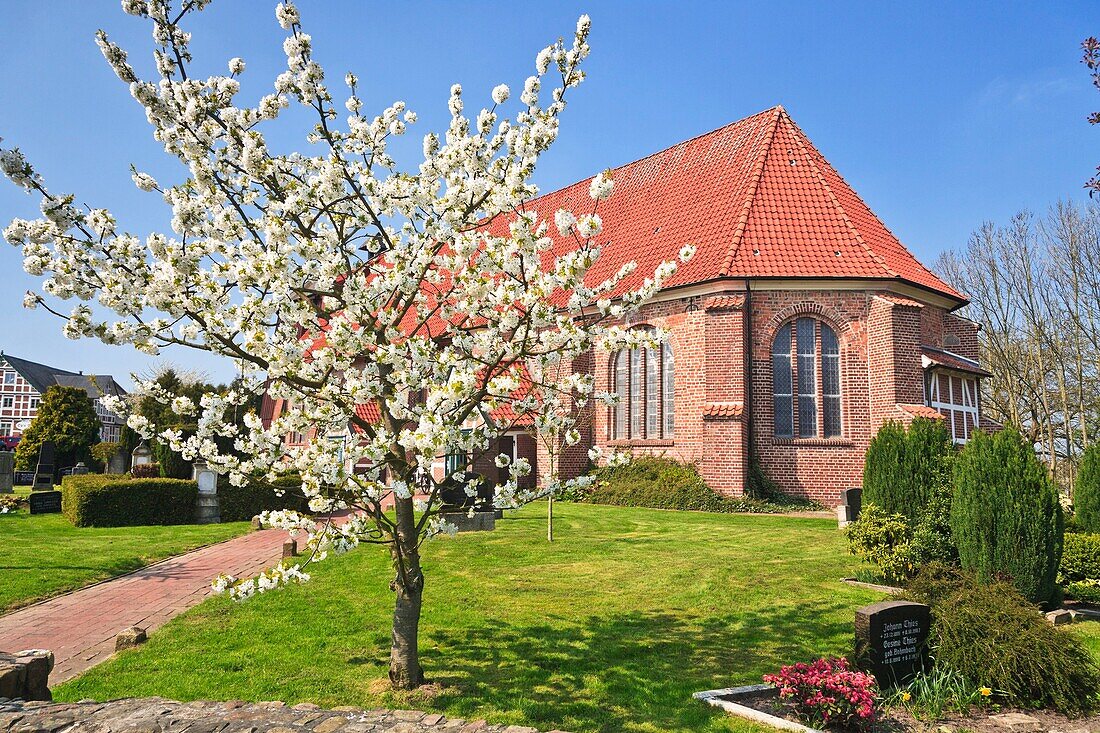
855,600,930,686
843,488,862,520
29,490,62,514
32,441,56,491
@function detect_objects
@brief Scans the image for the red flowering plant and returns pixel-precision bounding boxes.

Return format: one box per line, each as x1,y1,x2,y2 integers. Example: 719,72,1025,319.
763,657,878,731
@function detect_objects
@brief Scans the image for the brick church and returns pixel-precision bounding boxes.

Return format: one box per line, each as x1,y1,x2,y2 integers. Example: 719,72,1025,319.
267,106,989,506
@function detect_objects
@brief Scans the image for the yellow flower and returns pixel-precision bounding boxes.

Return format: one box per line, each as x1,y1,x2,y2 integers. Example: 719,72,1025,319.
979,687,992,697
901,691,912,702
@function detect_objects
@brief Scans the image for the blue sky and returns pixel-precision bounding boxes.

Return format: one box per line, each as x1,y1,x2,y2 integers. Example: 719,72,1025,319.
0,1,1094,386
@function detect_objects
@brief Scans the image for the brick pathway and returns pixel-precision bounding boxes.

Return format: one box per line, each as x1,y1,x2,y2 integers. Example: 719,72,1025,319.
0,527,291,684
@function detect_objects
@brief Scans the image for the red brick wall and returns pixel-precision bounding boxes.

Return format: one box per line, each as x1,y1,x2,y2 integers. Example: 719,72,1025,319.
261,284,983,508
749,291,871,505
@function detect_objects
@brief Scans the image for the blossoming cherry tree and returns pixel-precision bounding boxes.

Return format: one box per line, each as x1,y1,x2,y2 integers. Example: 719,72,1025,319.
0,0,692,688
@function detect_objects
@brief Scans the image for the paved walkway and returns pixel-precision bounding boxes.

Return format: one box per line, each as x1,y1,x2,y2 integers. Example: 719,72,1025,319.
0,527,291,684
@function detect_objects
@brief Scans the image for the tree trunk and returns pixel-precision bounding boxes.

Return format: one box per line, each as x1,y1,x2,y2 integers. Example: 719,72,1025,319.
389,495,425,689
547,495,554,542
389,570,424,689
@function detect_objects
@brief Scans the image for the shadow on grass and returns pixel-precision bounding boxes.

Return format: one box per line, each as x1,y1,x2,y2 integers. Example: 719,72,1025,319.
400,601,857,733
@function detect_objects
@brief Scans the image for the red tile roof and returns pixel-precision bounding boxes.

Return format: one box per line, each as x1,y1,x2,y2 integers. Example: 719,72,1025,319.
921,346,992,377
498,106,963,304
897,403,946,421
702,401,744,419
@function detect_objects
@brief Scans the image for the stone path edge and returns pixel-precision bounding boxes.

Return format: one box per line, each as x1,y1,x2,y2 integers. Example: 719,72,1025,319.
0,697,573,733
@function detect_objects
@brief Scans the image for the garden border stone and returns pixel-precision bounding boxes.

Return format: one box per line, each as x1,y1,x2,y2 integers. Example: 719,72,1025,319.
693,684,823,733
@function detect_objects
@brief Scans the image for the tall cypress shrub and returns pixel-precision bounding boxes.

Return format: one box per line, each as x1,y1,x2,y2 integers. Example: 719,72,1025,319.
951,428,1063,606
863,418,952,523
863,421,907,514
1075,443,1100,533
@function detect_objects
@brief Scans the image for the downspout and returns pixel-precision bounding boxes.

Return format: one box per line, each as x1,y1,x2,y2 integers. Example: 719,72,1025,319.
744,280,754,495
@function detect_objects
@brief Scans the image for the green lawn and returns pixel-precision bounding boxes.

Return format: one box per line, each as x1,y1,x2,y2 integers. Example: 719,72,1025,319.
1074,619,1100,660
57,503,882,733
0,494,250,611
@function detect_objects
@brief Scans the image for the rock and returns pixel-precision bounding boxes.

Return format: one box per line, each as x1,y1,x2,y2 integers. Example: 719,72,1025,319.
251,516,263,530
115,626,148,651
989,713,1043,732
314,716,348,733
1045,609,1074,625
293,702,321,711
283,539,298,559
15,652,51,701
421,714,444,725
0,650,53,701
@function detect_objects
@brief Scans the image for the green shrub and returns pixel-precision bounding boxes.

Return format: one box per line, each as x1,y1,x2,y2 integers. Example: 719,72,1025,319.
903,565,1100,714
1076,443,1100,533
907,477,958,568
863,418,953,524
218,473,311,522
1065,579,1100,604
131,463,160,479
1060,533,1100,583
583,456,816,514
846,504,912,584
62,474,197,527
847,475,958,584
951,428,1063,607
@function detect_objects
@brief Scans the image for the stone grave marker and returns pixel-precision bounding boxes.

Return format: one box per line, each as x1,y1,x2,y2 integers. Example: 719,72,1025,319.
854,600,929,686
0,451,13,494
29,490,62,514
192,461,220,524
32,440,56,491
837,487,862,527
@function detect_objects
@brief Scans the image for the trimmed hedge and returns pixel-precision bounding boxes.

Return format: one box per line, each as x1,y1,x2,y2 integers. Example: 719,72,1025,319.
903,565,1100,714
582,456,817,514
1060,532,1100,583
61,474,197,527
217,474,311,522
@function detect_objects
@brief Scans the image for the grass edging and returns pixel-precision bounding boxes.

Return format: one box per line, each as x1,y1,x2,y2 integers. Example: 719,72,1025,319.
694,684,823,733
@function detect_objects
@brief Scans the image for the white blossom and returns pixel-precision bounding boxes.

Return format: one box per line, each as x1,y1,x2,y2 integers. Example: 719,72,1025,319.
589,170,614,201
0,4,680,632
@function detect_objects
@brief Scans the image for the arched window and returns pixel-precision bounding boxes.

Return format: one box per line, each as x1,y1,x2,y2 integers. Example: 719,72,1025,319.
772,318,842,439
612,350,628,439
609,340,674,440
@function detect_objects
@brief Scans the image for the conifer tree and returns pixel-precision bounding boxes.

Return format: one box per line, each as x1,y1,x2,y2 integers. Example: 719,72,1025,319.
951,428,1063,606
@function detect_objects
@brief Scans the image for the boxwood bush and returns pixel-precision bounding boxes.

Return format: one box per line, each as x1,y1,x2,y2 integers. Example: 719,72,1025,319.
581,455,816,513
61,474,197,527
217,473,311,522
1060,532,1100,583
903,565,1100,714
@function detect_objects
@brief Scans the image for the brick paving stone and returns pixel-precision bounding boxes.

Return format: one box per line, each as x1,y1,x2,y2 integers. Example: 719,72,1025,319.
0,528,293,685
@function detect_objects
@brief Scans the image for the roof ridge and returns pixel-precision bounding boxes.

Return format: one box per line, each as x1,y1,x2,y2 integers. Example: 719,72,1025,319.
782,114,960,294
721,106,782,276
528,106,785,204
782,113,898,279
